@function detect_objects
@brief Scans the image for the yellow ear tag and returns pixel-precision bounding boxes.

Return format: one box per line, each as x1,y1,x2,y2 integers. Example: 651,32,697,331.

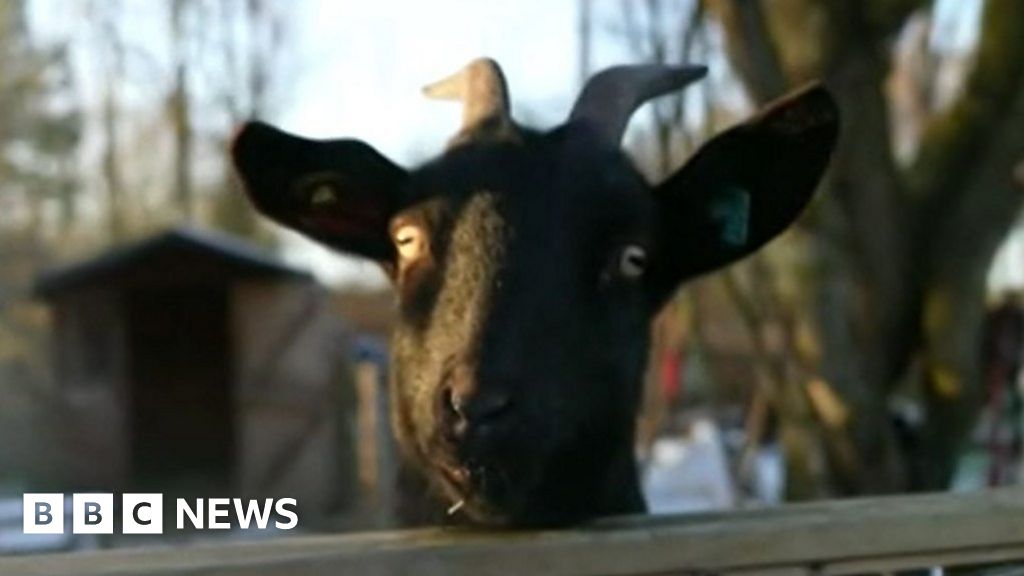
310,185,338,207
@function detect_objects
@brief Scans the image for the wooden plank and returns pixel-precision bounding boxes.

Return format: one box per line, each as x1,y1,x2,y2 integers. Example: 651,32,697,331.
822,544,1024,575
723,567,812,576
3,487,1024,576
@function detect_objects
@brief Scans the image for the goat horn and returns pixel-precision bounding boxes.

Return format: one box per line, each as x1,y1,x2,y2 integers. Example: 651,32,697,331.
569,64,708,144
423,58,517,145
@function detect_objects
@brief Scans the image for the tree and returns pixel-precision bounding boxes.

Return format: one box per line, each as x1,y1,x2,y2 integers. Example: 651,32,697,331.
0,0,81,486
705,0,1024,493
205,0,294,243
88,0,127,241
0,0,80,326
74,0,298,243
0,0,80,238
169,0,196,221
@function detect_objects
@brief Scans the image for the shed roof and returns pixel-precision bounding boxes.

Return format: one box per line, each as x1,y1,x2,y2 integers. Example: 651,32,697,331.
35,226,313,298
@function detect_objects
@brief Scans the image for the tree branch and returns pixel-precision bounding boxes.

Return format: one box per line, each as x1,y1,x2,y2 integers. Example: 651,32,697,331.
820,1,921,387
708,0,789,103
862,0,930,37
930,79,1024,279
908,1,1024,206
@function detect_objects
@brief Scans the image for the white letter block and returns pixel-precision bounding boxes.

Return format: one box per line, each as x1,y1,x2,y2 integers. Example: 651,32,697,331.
73,493,114,534
23,493,64,535
122,493,163,534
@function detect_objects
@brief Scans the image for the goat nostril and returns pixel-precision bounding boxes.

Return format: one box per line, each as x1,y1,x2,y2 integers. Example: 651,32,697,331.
441,386,471,441
441,386,462,419
477,394,512,422
439,383,513,442
463,394,513,433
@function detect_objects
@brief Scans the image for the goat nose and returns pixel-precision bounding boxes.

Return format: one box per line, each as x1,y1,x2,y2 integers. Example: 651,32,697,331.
441,387,513,439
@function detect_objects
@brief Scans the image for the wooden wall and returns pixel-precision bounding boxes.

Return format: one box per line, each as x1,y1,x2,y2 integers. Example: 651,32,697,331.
51,287,129,491
47,274,362,522
232,280,356,521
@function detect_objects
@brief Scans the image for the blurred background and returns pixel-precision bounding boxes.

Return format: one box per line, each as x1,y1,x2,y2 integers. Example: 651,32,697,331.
3,0,1024,555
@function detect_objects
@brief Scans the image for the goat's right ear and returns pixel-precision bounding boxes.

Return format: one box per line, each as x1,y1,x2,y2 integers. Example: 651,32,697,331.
645,84,838,308
231,121,407,261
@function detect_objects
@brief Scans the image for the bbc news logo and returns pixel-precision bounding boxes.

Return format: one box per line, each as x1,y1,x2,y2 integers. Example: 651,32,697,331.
23,494,298,534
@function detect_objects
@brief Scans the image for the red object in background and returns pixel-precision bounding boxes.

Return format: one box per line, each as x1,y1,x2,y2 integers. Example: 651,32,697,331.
660,349,683,403
982,299,1024,486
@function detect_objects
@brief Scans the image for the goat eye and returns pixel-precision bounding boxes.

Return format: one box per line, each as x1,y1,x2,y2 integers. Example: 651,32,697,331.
393,224,426,261
618,245,647,279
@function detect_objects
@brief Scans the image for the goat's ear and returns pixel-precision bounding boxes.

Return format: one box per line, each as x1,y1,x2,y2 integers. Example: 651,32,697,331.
646,83,839,308
231,121,407,261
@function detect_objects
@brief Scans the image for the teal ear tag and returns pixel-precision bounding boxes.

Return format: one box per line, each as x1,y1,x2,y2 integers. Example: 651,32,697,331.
710,187,750,248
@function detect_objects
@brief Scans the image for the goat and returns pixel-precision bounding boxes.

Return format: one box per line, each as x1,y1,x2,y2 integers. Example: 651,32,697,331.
231,58,839,527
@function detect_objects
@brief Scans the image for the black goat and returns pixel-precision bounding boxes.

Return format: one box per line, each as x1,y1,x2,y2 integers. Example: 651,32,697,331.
231,59,839,527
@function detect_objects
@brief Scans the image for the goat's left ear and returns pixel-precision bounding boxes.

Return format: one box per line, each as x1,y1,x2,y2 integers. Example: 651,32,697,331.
231,121,407,262
645,83,839,308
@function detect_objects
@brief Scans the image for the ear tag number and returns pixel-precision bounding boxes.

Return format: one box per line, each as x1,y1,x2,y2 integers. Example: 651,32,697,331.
711,187,750,248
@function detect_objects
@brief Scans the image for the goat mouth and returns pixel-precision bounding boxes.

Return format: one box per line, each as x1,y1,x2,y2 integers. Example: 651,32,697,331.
439,462,472,488
437,460,517,513
430,436,546,523
439,461,501,491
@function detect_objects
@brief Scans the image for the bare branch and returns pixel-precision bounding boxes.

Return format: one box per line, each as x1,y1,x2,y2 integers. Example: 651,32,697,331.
863,0,930,37
908,1,1024,205
929,80,1024,279
707,0,788,104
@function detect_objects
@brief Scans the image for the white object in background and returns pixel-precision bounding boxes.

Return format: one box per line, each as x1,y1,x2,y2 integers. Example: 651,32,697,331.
643,417,737,514
751,445,785,505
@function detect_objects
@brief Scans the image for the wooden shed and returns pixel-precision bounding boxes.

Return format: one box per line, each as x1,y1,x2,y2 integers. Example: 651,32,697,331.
34,227,357,519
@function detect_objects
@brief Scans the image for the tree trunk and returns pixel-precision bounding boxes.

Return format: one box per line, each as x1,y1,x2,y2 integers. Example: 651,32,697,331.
710,0,1024,495
170,0,194,221
98,2,125,242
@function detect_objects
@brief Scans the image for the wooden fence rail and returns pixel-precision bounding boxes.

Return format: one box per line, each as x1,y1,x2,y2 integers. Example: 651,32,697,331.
4,486,1024,575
